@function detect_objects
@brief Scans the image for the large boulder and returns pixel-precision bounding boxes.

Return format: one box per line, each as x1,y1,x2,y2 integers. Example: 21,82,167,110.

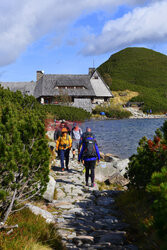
113,158,129,176
95,157,129,182
104,173,129,186
95,162,118,182
46,131,54,140
43,175,56,202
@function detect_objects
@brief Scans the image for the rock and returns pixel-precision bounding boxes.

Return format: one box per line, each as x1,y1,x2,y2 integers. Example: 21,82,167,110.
43,175,56,202
100,152,105,160
99,231,126,245
96,197,115,206
104,173,129,186
56,188,66,200
104,153,114,162
113,158,129,176
48,141,56,150
73,235,94,244
95,162,118,182
26,203,55,223
56,218,65,223
46,131,54,140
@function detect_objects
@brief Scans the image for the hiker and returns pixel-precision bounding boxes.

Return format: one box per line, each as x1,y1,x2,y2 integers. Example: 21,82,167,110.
56,127,72,171
54,121,71,158
71,123,82,160
54,120,71,141
79,127,96,149
78,129,100,187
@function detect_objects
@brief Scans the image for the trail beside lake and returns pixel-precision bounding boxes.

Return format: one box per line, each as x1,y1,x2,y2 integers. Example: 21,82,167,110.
47,156,138,250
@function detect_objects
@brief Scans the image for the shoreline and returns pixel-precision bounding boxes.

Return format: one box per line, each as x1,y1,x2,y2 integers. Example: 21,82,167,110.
91,107,167,120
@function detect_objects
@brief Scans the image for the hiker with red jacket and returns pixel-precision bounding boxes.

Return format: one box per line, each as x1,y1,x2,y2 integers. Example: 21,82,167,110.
78,128,100,187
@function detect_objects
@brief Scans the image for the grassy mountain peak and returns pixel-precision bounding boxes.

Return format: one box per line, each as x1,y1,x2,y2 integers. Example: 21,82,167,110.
98,47,167,113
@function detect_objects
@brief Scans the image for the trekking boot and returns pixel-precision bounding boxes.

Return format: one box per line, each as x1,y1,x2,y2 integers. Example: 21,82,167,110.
61,168,64,172
86,182,89,186
91,183,95,187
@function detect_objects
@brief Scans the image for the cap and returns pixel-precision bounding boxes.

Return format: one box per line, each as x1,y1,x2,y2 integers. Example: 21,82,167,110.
62,128,68,133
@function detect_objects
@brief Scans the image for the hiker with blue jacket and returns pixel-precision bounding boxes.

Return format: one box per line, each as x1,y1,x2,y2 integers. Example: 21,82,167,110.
78,128,100,187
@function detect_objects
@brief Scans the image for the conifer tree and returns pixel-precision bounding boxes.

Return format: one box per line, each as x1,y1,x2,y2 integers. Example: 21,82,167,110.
0,105,50,227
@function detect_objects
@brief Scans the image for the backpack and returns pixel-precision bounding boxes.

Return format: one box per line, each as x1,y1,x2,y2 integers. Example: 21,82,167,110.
83,137,97,158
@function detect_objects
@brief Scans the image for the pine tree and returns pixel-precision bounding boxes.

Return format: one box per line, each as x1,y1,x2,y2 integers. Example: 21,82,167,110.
0,105,50,227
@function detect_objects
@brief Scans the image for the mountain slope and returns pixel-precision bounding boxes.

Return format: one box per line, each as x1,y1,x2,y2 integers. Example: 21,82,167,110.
98,47,167,113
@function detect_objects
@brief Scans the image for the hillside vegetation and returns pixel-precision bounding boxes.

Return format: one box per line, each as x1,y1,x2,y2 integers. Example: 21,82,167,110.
98,47,167,113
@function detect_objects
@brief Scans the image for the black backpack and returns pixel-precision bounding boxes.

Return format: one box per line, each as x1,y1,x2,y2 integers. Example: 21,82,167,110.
83,137,97,158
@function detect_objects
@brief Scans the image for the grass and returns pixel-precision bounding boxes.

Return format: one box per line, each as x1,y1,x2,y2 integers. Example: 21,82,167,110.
111,90,139,106
115,189,162,250
92,90,136,119
0,208,65,250
98,47,167,113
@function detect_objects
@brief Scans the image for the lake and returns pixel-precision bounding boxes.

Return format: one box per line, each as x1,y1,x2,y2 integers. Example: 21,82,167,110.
81,118,167,159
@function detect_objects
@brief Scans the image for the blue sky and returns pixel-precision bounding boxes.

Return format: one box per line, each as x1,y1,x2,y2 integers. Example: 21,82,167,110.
0,0,167,82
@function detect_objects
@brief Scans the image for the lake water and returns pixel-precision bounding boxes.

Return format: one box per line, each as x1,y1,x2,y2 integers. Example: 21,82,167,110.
81,118,167,159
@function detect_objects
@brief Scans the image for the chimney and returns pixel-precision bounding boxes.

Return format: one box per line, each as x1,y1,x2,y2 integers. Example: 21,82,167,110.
36,70,44,81
88,67,95,77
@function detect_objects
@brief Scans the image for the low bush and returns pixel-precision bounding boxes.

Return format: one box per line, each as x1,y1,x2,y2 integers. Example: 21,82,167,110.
115,189,161,249
92,105,131,119
43,104,91,121
125,123,167,189
123,120,167,248
147,166,167,248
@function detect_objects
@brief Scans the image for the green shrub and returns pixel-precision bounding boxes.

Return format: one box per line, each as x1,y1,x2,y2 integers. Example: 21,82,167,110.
0,105,50,224
43,104,91,121
92,105,131,119
125,122,167,189
147,166,167,248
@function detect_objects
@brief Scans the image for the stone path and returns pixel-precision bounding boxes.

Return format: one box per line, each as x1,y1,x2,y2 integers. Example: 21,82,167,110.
125,107,167,119
50,157,138,250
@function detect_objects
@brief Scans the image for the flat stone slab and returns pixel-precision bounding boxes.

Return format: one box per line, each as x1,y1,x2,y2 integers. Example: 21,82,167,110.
96,197,115,206
99,231,126,245
73,235,94,244
26,203,55,224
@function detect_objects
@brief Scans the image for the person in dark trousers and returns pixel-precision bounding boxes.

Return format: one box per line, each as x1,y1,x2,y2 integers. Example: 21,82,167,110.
78,129,100,187
54,121,71,159
56,128,72,171
79,127,96,149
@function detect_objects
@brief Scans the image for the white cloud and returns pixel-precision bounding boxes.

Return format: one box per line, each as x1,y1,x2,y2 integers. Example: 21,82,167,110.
82,1,167,55
0,0,153,66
